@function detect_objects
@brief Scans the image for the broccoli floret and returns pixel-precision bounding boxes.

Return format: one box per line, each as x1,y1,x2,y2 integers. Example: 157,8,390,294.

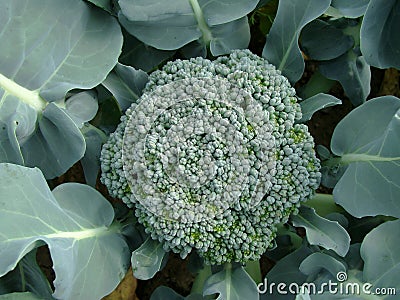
100,50,321,265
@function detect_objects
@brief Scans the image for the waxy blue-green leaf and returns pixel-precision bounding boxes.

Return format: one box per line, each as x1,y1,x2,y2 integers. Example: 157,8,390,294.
65,91,98,128
80,124,107,187
0,163,131,300
0,0,123,178
203,264,259,300
299,93,342,122
361,220,400,295
331,0,370,18
85,0,114,14
319,50,371,106
0,293,41,300
19,103,85,179
291,206,350,257
331,96,400,218
262,0,331,83
131,238,168,280
0,250,53,299
120,32,176,72
301,20,354,61
102,63,149,112
150,286,203,300
261,247,312,300
0,98,35,165
361,0,400,69
118,0,258,56
299,252,347,279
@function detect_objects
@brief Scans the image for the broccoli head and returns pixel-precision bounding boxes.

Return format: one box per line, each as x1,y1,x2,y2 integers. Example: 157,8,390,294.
100,50,321,264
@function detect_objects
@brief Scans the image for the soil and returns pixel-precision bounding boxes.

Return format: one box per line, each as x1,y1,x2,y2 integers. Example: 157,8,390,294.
35,57,398,300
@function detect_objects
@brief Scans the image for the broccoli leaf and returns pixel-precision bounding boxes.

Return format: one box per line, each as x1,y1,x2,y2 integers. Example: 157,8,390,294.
0,293,42,300
150,286,203,300
331,0,370,18
330,96,400,218
291,206,350,257
262,0,331,83
118,0,258,56
299,252,347,280
0,250,53,299
102,63,149,112
319,50,371,107
131,238,168,280
298,93,342,122
0,163,131,300
203,264,259,300
261,246,312,300
361,220,400,296
301,20,354,61
0,0,122,178
80,124,107,187
119,33,176,72
64,91,99,129
361,0,400,69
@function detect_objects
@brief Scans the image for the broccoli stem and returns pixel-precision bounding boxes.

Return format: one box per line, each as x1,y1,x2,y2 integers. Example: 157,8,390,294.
324,154,400,167
0,72,47,112
191,264,212,295
303,193,345,217
244,260,262,284
189,0,213,47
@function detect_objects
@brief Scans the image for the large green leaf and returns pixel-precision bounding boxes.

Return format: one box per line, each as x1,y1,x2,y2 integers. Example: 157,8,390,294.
330,96,400,218
119,33,176,72
0,250,53,299
118,0,258,55
261,247,312,300
291,206,350,257
0,0,122,178
80,124,107,187
319,50,371,106
361,0,400,69
301,20,354,61
131,238,168,280
262,0,331,82
360,220,400,296
299,252,346,279
203,264,259,300
298,93,342,123
0,163,131,300
331,0,370,18
102,63,149,112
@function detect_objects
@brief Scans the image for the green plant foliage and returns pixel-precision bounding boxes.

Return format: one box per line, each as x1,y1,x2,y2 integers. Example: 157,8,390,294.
298,93,342,122
0,0,122,178
329,96,400,218
361,220,400,292
291,206,350,257
102,63,149,111
262,0,331,82
331,0,370,18
118,0,258,56
203,264,259,300
301,20,354,61
0,250,53,299
361,0,400,69
0,163,131,300
131,238,168,280
299,252,346,280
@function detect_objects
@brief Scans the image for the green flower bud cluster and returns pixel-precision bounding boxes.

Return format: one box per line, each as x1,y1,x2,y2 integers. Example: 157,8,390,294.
100,50,321,264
